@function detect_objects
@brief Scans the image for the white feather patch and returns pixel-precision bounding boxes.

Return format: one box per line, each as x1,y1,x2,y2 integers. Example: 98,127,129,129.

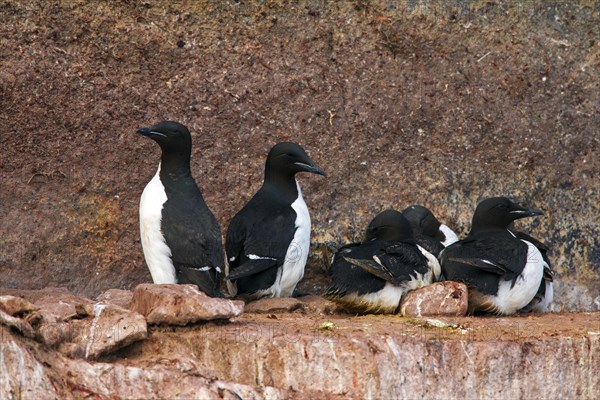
139,163,176,284
439,224,459,246
277,180,311,297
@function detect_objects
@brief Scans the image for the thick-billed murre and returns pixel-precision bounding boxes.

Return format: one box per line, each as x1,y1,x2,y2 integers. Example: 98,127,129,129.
325,209,440,314
225,142,325,301
137,121,224,297
439,197,546,315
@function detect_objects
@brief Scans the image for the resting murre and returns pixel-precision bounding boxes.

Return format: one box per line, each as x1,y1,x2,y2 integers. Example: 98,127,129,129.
439,197,546,315
402,204,459,257
225,142,325,301
325,209,440,314
137,121,223,297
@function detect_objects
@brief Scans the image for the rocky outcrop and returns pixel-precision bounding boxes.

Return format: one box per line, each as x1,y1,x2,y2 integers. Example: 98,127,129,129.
130,284,245,325
1,289,598,399
0,288,148,360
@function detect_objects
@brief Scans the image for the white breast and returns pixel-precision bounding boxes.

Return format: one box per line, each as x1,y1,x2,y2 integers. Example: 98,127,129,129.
139,163,176,284
493,240,545,314
277,180,311,297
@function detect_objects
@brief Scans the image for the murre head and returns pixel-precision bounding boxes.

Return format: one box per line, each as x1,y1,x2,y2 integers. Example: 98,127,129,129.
472,197,543,232
265,142,326,180
364,209,414,242
402,205,441,237
137,121,192,156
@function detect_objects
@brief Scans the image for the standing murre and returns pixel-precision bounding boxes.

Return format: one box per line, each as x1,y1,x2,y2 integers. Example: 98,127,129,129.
225,142,325,301
440,197,547,315
137,121,224,297
325,209,441,314
402,204,459,257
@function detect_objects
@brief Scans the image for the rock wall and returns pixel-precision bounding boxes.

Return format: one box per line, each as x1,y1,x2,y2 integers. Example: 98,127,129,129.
1,1,598,309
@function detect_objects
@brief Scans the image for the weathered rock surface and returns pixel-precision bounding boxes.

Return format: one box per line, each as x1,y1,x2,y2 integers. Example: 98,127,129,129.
130,284,244,325
0,295,37,316
0,287,147,360
0,309,35,338
0,326,315,400
400,281,468,317
124,312,599,399
245,297,304,314
65,303,148,360
96,288,134,309
298,295,342,315
1,284,598,399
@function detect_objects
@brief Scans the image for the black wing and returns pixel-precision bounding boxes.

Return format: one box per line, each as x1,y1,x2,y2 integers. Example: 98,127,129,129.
440,231,529,296
327,240,429,296
225,188,296,294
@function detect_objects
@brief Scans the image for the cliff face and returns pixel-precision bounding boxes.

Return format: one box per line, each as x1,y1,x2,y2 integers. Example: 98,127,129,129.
1,1,598,309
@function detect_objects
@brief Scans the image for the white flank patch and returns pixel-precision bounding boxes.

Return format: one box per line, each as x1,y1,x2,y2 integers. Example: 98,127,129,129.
248,254,278,261
351,282,406,312
139,163,176,284
492,240,545,314
417,245,441,281
277,180,311,297
439,224,459,246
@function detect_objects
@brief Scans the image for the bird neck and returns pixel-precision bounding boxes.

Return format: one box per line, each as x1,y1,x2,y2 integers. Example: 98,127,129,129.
469,222,507,236
159,152,192,183
263,170,299,203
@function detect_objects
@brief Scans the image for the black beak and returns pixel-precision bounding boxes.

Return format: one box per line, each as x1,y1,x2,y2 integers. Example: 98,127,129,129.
136,127,167,138
294,161,326,177
509,207,544,219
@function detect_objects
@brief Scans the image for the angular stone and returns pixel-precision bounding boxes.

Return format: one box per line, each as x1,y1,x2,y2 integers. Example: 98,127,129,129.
96,288,134,309
71,303,147,360
0,295,37,316
244,297,304,314
130,284,244,325
400,281,468,317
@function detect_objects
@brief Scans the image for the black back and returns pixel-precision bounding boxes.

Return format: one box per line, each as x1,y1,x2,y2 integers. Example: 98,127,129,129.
326,239,429,297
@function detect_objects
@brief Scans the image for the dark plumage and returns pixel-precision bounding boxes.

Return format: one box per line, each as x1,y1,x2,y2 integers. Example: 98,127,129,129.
225,142,325,301
402,205,459,257
325,209,440,314
138,121,223,297
440,197,547,315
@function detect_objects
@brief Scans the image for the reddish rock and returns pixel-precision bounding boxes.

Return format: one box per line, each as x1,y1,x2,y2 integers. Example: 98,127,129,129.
0,295,37,316
244,297,304,314
298,295,342,315
1,287,95,324
96,288,134,309
0,309,35,338
74,303,147,360
130,284,244,325
400,281,468,317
